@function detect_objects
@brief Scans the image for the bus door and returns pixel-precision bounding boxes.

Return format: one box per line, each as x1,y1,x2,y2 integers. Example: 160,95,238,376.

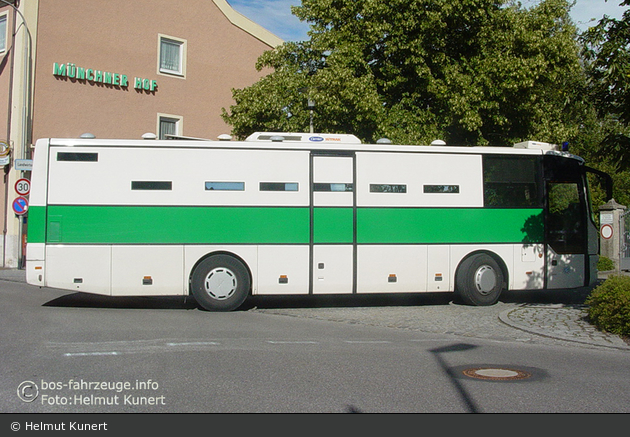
544,157,588,289
311,153,355,294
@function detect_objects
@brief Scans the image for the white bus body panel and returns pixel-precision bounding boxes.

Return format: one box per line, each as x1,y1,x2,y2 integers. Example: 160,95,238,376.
47,147,310,207
514,244,545,289
428,246,451,291
111,246,185,296
313,245,354,294
25,243,46,287
357,245,429,293
45,245,112,295
546,247,585,289
356,152,484,207
257,246,310,295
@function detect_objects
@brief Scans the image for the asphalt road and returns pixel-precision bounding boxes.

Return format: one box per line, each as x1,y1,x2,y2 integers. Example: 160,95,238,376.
1,278,629,414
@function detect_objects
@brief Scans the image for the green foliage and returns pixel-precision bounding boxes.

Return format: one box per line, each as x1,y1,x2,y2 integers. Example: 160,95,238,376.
597,256,615,271
586,275,630,337
222,0,587,145
578,1,630,204
581,0,630,126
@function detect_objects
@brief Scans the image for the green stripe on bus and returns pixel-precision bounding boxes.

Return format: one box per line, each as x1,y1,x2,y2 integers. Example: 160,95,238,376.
26,205,47,243
45,206,311,244
356,208,544,244
37,205,544,245
313,208,353,243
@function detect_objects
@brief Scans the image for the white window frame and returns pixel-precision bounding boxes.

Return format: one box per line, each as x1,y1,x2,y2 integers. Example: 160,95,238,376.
0,13,8,54
157,34,186,78
157,114,183,140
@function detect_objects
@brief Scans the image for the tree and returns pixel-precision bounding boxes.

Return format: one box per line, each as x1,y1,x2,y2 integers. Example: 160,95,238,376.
579,1,630,178
222,0,588,147
582,0,630,125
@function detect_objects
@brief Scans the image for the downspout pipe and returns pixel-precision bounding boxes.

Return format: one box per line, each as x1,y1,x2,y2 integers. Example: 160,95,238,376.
2,2,17,267
1,0,33,268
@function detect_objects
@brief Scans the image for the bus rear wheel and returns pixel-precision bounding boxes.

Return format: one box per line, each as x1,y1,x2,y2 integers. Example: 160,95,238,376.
190,255,251,311
455,254,504,306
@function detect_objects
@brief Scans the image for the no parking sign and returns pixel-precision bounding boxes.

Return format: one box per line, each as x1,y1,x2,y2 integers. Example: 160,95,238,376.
12,196,28,216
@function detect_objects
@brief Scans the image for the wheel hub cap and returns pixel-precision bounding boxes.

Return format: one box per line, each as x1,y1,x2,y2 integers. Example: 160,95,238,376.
474,265,497,295
204,268,237,300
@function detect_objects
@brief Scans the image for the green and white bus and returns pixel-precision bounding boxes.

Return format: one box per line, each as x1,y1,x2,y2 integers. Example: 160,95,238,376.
25,133,612,311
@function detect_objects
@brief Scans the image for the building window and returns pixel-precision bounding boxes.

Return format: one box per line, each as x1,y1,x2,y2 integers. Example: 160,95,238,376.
158,35,186,77
0,14,7,53
158,114,183,139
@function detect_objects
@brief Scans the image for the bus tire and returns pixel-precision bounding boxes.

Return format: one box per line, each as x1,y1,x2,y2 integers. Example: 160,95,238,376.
455,254,504,306
190,255,251,311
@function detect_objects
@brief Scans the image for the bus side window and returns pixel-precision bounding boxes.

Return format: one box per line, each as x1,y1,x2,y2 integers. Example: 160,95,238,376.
483,156,542,208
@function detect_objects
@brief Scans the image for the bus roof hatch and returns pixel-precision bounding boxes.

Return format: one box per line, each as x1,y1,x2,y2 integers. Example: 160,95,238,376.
513,141,559,151
245,132,362,144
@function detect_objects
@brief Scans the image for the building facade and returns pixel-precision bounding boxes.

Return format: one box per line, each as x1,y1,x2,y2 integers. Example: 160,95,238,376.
0,0,282,268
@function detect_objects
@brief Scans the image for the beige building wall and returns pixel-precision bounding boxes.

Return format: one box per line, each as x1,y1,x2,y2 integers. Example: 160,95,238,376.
31,0,280,141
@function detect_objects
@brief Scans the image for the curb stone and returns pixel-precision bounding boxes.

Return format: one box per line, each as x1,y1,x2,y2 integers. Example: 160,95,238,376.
499,304,630,351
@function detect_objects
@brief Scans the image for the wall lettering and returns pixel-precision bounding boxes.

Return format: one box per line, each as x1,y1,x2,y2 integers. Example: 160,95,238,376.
53,62,157,93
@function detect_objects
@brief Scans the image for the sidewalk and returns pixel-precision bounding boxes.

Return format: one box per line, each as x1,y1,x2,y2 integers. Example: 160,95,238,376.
0,267,26,283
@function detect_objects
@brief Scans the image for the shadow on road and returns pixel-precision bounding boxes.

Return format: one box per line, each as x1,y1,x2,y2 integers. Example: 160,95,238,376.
499,286,594,305
243,292,456,310
43,293,198,310
41,284,597,311
244,285,596,310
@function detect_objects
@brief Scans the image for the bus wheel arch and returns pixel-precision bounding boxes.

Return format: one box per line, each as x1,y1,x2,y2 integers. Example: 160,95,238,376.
454,251,507,306
189,252,252,311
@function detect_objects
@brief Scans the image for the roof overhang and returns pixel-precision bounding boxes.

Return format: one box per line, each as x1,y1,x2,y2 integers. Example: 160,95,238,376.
213,0,284,47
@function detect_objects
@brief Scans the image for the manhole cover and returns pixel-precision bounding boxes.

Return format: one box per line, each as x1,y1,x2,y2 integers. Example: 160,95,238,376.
462,367,532,381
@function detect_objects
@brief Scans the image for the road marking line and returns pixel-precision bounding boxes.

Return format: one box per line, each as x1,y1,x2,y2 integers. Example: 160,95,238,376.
267,341,319,344
64,351,119,357
166,342,220,346
344,340,391,344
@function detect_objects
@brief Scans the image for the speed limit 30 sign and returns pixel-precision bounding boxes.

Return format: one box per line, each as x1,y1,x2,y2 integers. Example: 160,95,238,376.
15,178,30,196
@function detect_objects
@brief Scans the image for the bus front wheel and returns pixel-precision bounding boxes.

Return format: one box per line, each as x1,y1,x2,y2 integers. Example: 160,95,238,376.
190,255,251,311
455,254,504,306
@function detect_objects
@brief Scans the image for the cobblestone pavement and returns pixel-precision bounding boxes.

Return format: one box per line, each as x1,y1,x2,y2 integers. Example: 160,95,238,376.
248,282,630,351
500,303,629,349
3,268,629,351
251,299,630,351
